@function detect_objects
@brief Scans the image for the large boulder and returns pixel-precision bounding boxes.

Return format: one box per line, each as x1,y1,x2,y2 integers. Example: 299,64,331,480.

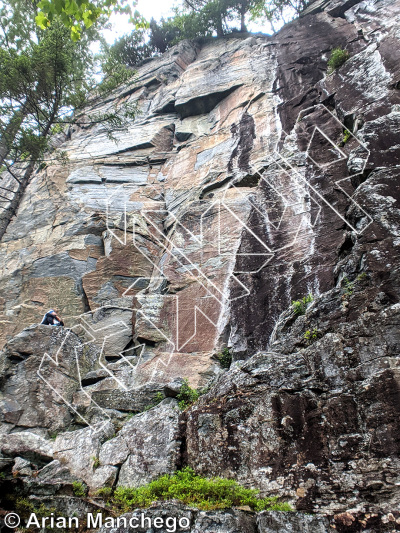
99,398,181,488
0,325,99,432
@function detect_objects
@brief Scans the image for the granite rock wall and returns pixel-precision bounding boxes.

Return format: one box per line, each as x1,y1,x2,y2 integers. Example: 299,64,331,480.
1,0,400,529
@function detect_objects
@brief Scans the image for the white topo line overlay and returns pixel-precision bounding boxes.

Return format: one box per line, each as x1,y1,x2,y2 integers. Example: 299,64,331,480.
38,104,373,431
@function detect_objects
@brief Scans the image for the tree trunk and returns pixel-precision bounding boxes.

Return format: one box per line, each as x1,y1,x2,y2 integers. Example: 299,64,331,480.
216,17,224,37
0,161,35,240
0,113,56,241
240,9,247,32
0,108,26,167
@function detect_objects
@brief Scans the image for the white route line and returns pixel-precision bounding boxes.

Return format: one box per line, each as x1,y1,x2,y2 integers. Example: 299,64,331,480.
40,103,375,431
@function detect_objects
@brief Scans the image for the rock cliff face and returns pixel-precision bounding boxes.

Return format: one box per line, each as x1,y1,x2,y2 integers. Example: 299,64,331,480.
1,0,400,530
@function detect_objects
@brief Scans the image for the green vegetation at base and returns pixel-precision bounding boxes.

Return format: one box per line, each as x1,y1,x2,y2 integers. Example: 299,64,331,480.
96,486,113,498
97,467,292,512
341,273,368,298
341,276,354,297
143,392,165,411
72,481,87,497
16,497,57,521
292,294,313,315
177,379,201,410
216,347,232,369
92,456,101,469
327,47,349,73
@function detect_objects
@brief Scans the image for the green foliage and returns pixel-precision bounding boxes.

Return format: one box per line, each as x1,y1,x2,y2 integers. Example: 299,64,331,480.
92,456,101,469
95,486,113,498
0,472,5,479
292,294,313,315
85,101,139,142
72,481,87,497
342,129,351,144
148,17,182,53
341,273,367,298
98,53,136,95
54,150,70,166
139,0,312,57
216,347,232,369
144,392,165,411
327,47,349,74
109,467,292,512
341,276,354,297
102,30,151,68
177,379,201,410
16,497,56,520
35,0,146,42
304,328,318,345
0,17,96,165
250,0,309,31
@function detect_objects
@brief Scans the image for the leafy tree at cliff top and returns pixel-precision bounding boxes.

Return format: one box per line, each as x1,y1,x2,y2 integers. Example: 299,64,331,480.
35,0,147,41
134,0,311,58
0,0,138,239
0,8,96,236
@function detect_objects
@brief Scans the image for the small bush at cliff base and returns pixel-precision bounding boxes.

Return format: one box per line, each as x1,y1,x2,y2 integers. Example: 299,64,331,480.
177,379,200,410
144,392,165,411
16,498,57,521
72,481,86,497
327,47,350,73
216,347,232,369
95,487,113,500
111,468,292,512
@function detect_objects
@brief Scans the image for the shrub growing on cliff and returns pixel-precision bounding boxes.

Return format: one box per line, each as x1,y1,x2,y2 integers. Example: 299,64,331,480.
177,379,201,410
92,456,101,469
292,294,313,315
341,129,352,145
72,481,87,497
143,392,165,411
216,347,232,369
327,47,349,73
16,498,57,522
304,328,319,345
110,467,292,512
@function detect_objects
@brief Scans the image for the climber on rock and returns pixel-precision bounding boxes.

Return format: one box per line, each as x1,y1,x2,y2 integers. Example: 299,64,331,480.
41,309,64,327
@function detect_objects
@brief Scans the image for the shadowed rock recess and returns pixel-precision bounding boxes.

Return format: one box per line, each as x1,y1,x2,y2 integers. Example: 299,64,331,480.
1,0,400,531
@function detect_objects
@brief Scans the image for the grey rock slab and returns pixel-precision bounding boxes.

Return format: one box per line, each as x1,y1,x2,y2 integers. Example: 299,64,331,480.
53,421,114,489
82,303,133,361
192,509,257,533
12,456,32,476
0,325,99,432
97,503,195,533
257,511,330,532
106,398,181,487
90,464,119,491
0,432,53,461
91,383,165,413
164,377,185,398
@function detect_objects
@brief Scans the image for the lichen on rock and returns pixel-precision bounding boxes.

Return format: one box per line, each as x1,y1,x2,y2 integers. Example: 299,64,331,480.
1,0,400,530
